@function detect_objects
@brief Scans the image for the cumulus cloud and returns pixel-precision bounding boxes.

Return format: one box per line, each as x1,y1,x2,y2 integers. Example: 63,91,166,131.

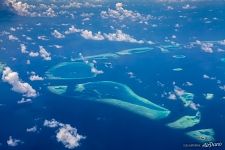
17,98,32,104
20,44,28,54
43,7,56,17
194,40,214,53
39,46,51,61
29,51,39,57
104,30,144,43
80,30,105,40
56,124,85,149
219,40,225,45
44,119,62,128
38,35,49,41
4,0,58,17
52,30,65,39
167,92,177,100
29,72,44,81
43,119,85,149
8,35,18,41
2,67,37,97
26,126,38,133
65,25,81,34
101,2,152,23
5,0,31,16
65,24,145,44
200,43,214,53
7,136,23,147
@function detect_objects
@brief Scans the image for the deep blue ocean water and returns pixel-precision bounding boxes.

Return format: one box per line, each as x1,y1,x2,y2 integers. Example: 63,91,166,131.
0,0,225,150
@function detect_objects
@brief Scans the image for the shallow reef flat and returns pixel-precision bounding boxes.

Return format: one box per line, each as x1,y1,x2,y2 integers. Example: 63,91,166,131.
48,81,171,120
179,92,195,107
46,62,96,80
172,55,186,59
73,47,153,61
48,85,68,95
167,112,201,129
186,129,215,143
73,81,171,120
115,47,153,55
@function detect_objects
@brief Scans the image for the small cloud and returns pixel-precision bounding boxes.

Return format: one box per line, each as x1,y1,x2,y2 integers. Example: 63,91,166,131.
29,72,44,81
43,119,85,149
7,136,23,147
104,30,144,44
20,44,28,54
204,93,214,100
29,51,39,57
52,30,65,39
56,124,85,149
38,35,49,41
80,30,105,40
26,126,38,133
17,98,32,104
65,26,81,34
39,46,51,61
8,35,18,41
43,8,56,17
43,119,62,128
167,92,177,100
195,41,214,53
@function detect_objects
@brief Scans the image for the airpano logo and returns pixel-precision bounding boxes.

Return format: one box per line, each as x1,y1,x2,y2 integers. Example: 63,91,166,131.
202,142,223,148
183,142,223,148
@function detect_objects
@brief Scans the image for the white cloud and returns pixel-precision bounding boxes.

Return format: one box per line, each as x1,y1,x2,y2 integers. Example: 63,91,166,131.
38,35,49,41
5,0,31,16
167,92,177,100
43,7,56,17
29,73,44,81
104,30,144,44
26,126,38,133
204,93,214,100
90,63,104,75
20,44,28,54
39,46,51,61
29,51,39,57
219,40,225,45
44,119,62,128
200,43,213,53
203,74,216,80
182,4,195,9
100,2,151,23
52,30,65,39
79,53,104,75
44,119,85,149
195,40,214,53
7,136,23,147
65,26,81,34
65,26,144,44
2,67,37,97
17,98,32,104
56,124,85,149
52,45,63,49
8,35,18,41
26,60,31,65
80,30,105,40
